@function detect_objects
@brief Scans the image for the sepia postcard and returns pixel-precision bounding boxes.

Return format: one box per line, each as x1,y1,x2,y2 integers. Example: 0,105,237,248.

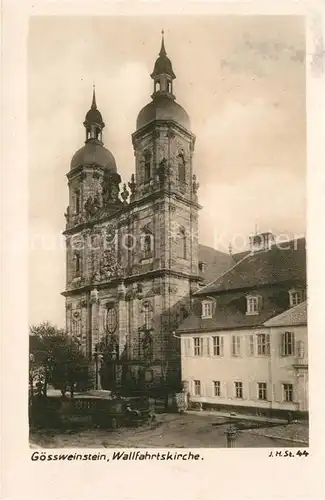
1,1,325,499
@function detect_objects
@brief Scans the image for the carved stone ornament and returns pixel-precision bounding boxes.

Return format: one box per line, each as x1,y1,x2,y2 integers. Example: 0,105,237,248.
102,171,121,205
65,302,72,309
166,128,175,139
152,130,160,139
81,299,88,308
128,174,136,197
84,195,101,218
192,174,200,195
73,310,81,319
99,247,124,280
121,184,129,205
90,288,99,304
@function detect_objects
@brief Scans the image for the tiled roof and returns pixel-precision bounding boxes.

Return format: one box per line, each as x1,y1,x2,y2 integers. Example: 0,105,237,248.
177,307,279,333
264,301,307,327
196,238,306,295
198,244,234,284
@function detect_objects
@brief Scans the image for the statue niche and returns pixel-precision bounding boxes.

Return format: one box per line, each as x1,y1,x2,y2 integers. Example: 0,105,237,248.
102,171,122,205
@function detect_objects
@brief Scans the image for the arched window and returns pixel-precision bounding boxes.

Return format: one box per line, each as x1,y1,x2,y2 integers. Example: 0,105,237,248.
177,227,187,259
74,252,81,276
144,151,151,183
178,153,186,184
75,190,81,214
105,303,117,334
141,300,153,330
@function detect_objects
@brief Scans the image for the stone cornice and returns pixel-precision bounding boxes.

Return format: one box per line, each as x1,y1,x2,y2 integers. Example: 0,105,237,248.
63,189,201,235
132,119,196,144
62,269,201,297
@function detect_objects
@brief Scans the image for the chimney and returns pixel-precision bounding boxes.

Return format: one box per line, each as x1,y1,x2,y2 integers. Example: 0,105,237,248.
249,232,274,253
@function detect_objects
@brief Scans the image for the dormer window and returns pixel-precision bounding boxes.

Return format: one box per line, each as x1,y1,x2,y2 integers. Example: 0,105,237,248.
246,294,261,315
74,189,81,215
289,289,305,308
202,300,213,319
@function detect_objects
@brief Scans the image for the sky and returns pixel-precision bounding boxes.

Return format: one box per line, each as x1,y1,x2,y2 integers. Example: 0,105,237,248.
28,16,306,327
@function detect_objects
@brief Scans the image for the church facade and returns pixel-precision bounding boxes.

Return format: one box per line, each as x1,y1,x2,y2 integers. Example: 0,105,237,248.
62,35,212,391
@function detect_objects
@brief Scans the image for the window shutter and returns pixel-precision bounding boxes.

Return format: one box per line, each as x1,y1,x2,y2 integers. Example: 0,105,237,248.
248,335,254,356
220,336,224,356
205,337,210,356
292,333,296,356
200,337,204,356
184,338,190,356
266,334,271,355
280,333,285,356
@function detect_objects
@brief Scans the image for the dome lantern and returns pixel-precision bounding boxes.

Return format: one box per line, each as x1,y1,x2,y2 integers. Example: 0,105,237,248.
150,30,176,100
83,86,105,144
136,32,190,131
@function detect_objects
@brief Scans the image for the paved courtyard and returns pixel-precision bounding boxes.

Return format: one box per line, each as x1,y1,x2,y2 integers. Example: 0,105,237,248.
30,412,308,449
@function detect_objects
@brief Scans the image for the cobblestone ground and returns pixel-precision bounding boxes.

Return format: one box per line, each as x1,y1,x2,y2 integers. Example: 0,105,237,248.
30,413,308,449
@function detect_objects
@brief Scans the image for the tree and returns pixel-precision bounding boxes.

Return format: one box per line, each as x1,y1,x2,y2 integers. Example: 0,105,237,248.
29,322,92,398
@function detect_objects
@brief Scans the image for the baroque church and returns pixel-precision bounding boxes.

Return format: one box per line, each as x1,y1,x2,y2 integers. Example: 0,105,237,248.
62,34,232,391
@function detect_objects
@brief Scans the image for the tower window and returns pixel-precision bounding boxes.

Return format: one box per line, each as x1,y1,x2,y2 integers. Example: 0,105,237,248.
177,227,187,259
178,154,186,184
144,151,151,183
75,190,81,214
74,252,81,276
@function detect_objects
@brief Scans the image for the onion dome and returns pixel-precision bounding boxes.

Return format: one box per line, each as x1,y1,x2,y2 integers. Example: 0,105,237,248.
137,96,190,130
136,31,190,131
70,87,117,172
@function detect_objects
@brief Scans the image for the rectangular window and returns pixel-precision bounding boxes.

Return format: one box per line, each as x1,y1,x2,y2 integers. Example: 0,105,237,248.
194,380,201,396
257,334,270,355
235,381,243,399
213,381,221,397
283,383,293,402
258,382,267,400
281,331,295,356
212,336,224,356
193,337,202,356
202,301,213,319
231,335,241,356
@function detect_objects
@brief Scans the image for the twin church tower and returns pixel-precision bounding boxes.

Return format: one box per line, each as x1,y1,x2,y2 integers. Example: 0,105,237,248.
63,34,201,389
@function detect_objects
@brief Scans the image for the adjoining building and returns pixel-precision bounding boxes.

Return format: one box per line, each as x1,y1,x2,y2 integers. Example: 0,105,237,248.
179,236,308,418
